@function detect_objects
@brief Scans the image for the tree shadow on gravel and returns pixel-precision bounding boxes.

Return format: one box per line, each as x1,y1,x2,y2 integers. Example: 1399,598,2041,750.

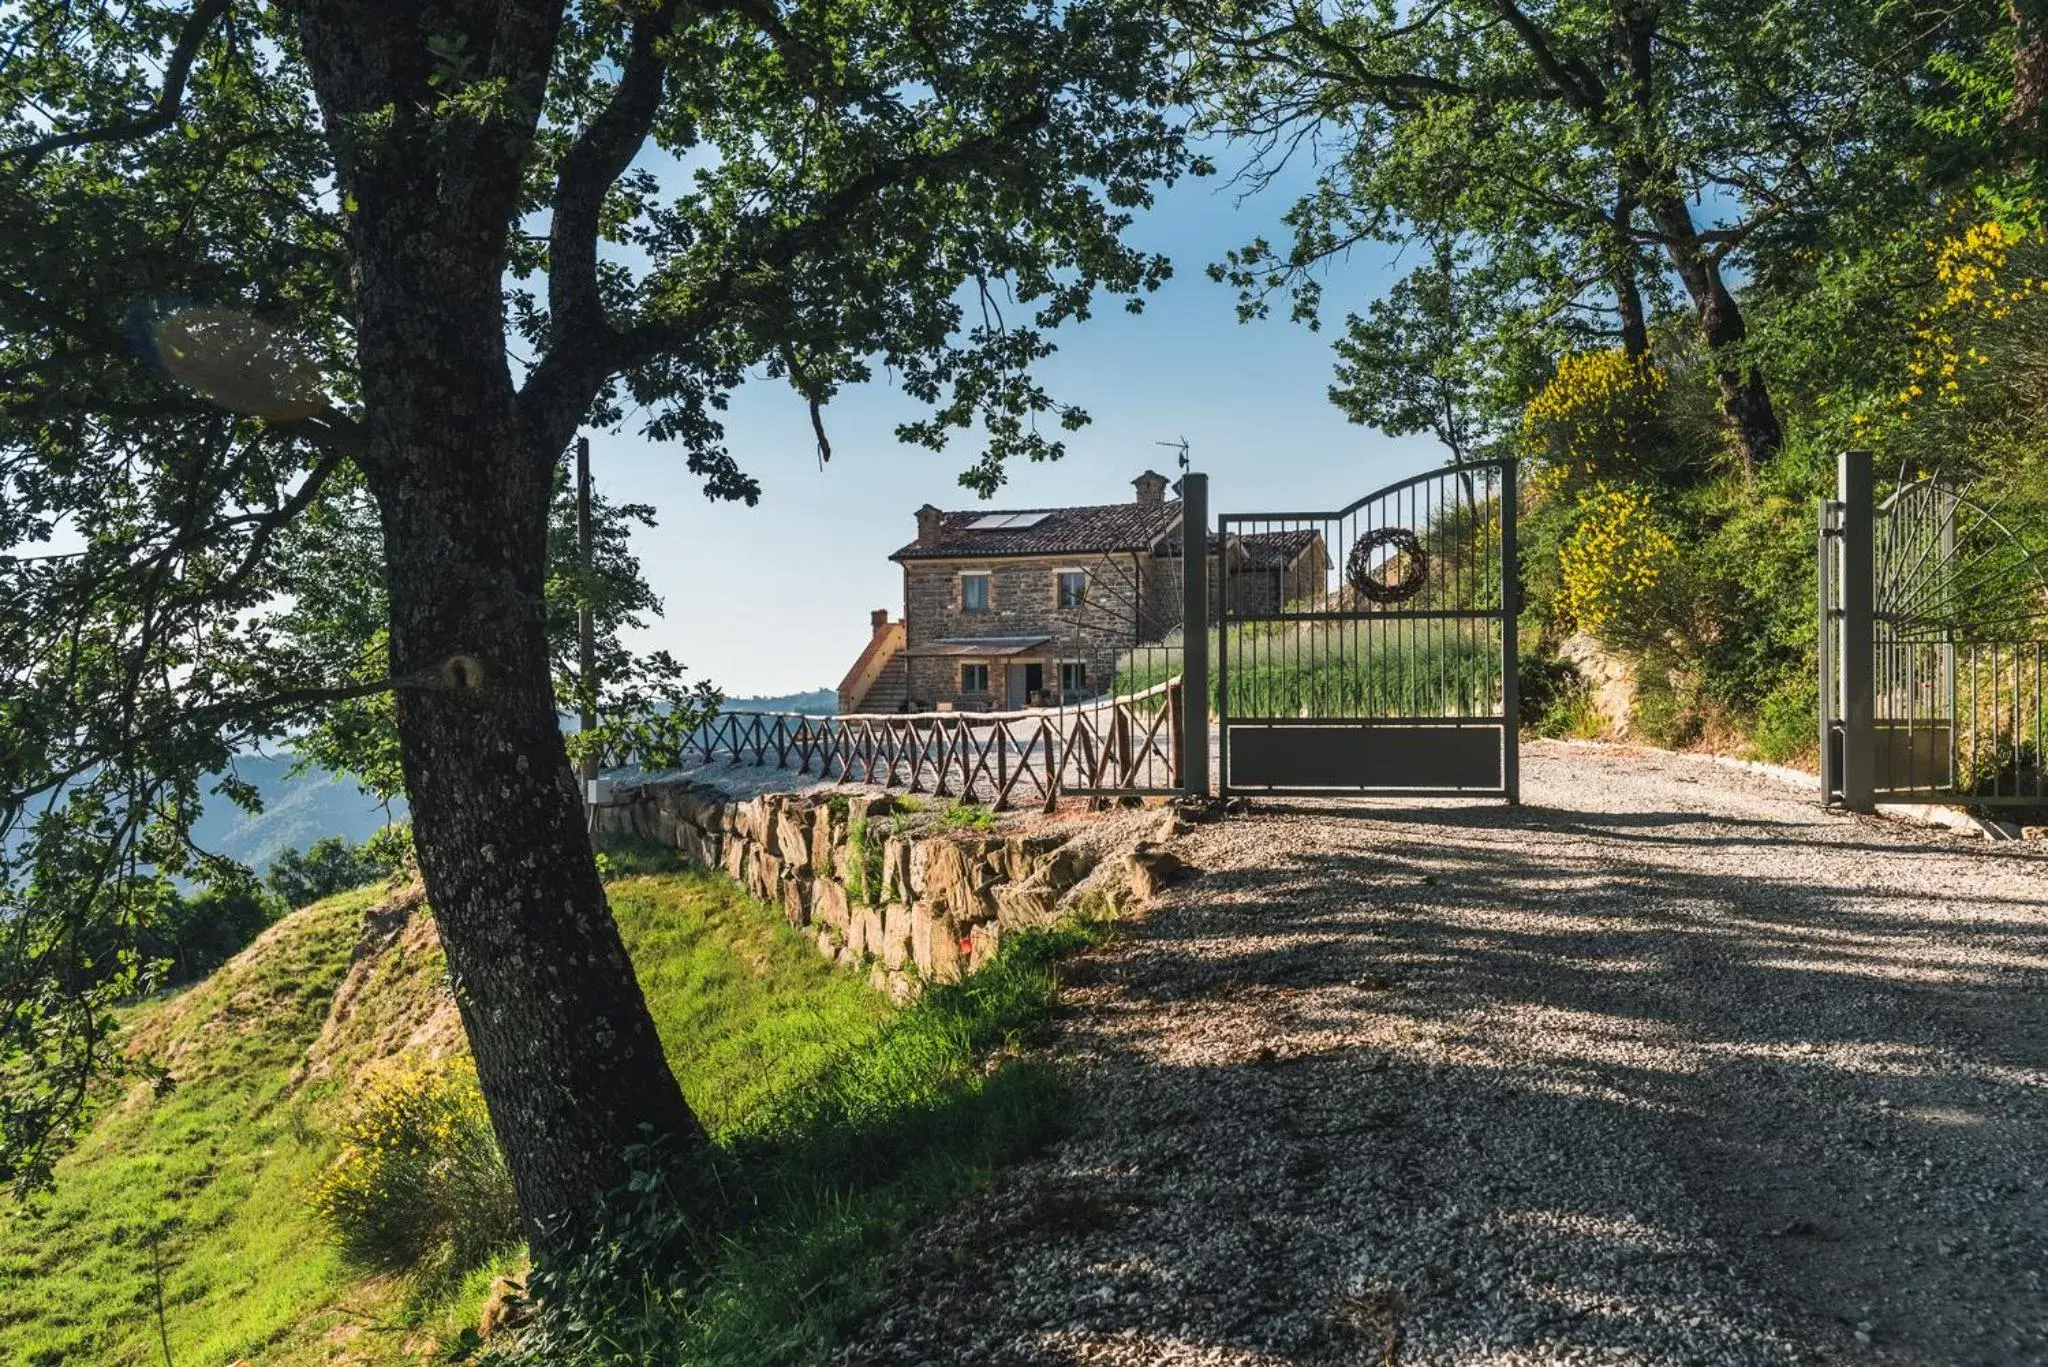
1245,796,2021,859
841,794,2048,1367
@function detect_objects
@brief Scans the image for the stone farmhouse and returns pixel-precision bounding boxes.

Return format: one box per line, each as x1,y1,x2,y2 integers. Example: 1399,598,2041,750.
838,470,1329,714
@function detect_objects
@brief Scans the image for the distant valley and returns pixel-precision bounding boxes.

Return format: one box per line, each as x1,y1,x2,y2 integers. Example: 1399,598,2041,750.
189,752,408,874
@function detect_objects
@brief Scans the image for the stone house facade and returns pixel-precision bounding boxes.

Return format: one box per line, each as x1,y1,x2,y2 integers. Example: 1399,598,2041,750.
838,470,1329,713
894,471,1183,711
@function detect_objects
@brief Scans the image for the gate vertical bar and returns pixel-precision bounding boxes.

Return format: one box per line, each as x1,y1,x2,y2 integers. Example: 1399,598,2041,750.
1181,472,1212,799
1839,449,1877,813
1214,518,1230,797
1500,459,1521,804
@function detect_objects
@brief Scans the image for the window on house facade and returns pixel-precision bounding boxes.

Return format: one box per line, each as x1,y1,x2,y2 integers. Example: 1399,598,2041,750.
960,572,990,612
1056,570,1086,609
1059,661,1087,695
960,663,990,694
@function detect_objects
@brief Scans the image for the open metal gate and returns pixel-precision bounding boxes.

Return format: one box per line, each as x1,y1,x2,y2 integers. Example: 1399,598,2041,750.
1821,449,2048,810
1217,459,1519,800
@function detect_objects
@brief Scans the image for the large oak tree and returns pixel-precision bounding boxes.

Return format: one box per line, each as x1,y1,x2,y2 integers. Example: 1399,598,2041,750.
0,0,1186,1262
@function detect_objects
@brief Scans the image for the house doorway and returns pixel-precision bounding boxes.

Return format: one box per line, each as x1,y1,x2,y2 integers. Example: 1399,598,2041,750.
1006,661,1044,710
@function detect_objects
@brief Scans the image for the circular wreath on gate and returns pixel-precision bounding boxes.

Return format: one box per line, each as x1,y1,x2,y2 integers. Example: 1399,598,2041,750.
1346,527,1430,604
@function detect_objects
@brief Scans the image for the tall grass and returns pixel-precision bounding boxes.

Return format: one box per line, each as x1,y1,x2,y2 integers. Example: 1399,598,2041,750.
1116,619,1502,719
495,918,1106,1367
309,1058,521,1289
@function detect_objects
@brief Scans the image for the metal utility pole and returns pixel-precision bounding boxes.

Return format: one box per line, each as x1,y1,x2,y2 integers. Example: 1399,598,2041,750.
576,436,599,811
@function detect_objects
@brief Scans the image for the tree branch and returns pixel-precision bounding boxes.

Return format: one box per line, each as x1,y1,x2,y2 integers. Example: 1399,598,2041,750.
714,0,830,85
1285,14,1478,107
781,344,832,467
182,672,450,730
1487,0,1604,110
209,445,352,592
1,672,440,817
0,277,129,355
547,1,686,360
517,102,1052,454
615,104,1051,365
3,0,235,173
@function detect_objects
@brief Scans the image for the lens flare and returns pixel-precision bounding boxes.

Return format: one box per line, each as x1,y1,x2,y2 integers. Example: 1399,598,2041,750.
138,304,329,420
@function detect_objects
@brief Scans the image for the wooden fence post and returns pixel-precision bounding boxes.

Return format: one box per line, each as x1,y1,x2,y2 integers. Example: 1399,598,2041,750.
1167,680,1184,790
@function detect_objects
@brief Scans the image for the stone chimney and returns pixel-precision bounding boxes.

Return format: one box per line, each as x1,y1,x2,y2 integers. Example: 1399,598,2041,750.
870,608,891,635
915,503,943,543
1133,469,1169,507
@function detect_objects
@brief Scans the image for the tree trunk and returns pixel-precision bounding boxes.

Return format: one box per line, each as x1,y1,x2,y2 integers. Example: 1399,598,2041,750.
287,0,718,1269
1610,194,1649,359
1614,263,1649,360
353,226,713,1268
1646,195,1782,473
372,397,716,1264
1610,11,1777,465
2011,0,2048,130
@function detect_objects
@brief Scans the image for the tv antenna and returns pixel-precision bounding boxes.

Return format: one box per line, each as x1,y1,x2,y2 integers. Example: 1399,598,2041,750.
1155,436,1190,473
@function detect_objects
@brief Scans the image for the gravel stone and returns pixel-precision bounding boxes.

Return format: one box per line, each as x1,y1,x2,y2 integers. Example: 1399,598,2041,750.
836,741,2048,1366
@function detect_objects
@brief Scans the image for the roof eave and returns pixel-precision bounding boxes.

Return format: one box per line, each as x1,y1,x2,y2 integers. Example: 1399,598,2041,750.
893,542,1165,561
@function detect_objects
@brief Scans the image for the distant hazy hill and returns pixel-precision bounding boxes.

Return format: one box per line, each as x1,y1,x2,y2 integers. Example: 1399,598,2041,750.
190,753,406,875
191,689,837,873
726,687,837,715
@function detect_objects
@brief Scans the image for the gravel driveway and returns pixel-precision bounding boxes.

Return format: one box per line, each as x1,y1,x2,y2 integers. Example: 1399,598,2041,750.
839,741,2048,1366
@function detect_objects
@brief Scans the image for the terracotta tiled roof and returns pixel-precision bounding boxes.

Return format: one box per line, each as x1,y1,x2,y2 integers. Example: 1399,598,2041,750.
1239,529,1325,569
891,501,1183,560
1156,528,1325,566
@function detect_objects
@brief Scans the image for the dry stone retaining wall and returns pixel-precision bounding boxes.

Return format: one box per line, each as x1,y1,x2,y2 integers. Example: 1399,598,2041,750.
597,781,1164,1000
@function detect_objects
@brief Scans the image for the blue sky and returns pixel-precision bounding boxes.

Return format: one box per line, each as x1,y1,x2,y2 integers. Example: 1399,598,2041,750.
602,155,1446,698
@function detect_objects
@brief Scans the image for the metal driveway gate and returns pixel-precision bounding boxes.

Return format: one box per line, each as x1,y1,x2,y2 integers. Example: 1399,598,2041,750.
1821,449,2048,811
1217,459,1519,800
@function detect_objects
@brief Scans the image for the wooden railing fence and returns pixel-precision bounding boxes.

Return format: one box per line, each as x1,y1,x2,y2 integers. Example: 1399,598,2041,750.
599,677,1185,810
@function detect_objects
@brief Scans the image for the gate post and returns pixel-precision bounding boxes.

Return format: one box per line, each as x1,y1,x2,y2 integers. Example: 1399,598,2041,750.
1180,471,1212,799
1838,449,1877,813
1817,494,1837,803
1501,459,1521,805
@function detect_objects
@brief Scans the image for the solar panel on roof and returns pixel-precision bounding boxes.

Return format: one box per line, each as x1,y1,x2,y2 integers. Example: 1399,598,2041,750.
966,512,1049,531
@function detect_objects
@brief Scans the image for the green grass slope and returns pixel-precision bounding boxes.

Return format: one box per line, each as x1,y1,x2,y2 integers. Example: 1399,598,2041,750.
0,870,910,1367
617,874,895,1138
0,887,372,1367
